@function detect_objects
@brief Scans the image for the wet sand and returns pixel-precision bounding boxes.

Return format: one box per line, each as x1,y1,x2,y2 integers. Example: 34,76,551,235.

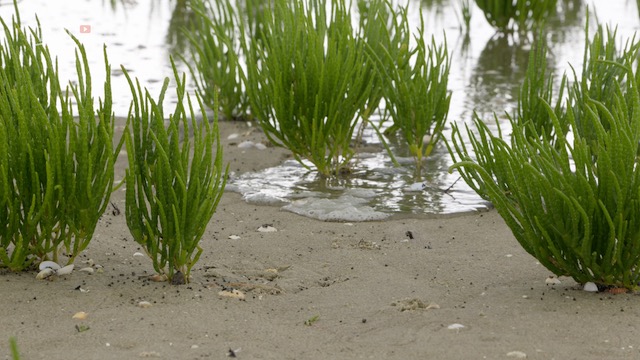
2,119,639,360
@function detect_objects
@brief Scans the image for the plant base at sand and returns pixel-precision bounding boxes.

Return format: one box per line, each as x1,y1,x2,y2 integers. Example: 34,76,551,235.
449,22,640,290
123,60,227,284
0,3,116,270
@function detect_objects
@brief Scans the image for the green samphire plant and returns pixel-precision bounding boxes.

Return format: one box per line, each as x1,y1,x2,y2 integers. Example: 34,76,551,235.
123,60,227,285
0,4,116,270
243,0,375,177
369,8,451,176
449,23,640,290
474,0,556,33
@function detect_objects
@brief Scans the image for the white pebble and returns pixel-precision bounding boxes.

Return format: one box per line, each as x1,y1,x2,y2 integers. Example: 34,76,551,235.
507,351,527,358
137,301,153,308
583,282,598,292
254,143,267,150
228,235,241,240
447,323,465,330
227,133,239,140
191,345,199,349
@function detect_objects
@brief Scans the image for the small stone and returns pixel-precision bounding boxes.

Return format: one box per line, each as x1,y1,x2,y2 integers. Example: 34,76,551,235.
150,274,167,282
583,282,598,292
507,351,527,358
254,143,267,150
191,345,199,349
72,311,88,320
227,133,239,140
137,301,153,308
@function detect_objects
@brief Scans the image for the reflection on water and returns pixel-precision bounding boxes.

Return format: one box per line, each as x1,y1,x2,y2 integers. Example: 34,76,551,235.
1,0,639,220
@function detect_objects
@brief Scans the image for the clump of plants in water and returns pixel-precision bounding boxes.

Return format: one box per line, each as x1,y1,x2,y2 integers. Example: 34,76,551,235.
474,0,556,33
368,5,451,175
0,4,117,271
243,0,375,177
187,0,452,178
123,60,227,284
448,21,640,290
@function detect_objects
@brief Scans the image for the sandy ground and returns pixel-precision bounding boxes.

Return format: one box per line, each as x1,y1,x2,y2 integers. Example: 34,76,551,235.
2,118,640,360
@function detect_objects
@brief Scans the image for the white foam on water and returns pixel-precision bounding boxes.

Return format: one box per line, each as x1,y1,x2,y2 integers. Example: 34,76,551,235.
283,195,390,222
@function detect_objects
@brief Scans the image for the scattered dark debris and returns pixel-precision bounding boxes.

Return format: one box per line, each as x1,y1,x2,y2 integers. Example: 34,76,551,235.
110,202,121,216
405,231,414,240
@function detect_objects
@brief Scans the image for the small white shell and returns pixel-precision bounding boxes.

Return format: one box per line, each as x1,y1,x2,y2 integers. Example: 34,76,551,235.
56,264,74,275
583,282,598,292
254,143,267,150
228,235,241,240
36,268,56,280
39,261,61,271
506,351,527,358
133,252,145,257
257,225,277,233
227,133,240,140
79,267,94,274
137,301,153,308
447,323,465,330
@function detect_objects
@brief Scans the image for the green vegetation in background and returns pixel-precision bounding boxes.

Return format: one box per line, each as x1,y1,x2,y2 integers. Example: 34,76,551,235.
474,0,556,33
0,2,116,270
184,0,249,120
243,0,375,177
449,22,640,290
123,59,227,284
516,28,566,142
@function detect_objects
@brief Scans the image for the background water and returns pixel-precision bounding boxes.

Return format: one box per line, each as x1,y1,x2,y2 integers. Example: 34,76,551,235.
1,0,639,220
